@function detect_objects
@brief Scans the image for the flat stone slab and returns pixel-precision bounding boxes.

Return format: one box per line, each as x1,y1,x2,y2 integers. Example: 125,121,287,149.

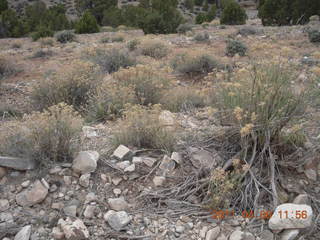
0,156,36,170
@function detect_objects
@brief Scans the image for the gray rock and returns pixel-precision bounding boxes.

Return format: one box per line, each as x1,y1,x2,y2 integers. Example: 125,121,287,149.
83,205,96,219
206,226,220,240
142,157,157,167
58,218,89,239
0,156,36,170
280,229,299,240
229,230,255,240
124,164,135,172
104,210,131,231
293,194,310,205
268,204,313,231
188,147,221,170
259,230,273,240
82,126,97,138
116,161,131,170
171,152,182,164
63,205,77,217
72,151,99,174
0,199,10,211
16,180,48,207
108,198,129,211
113,145,132,160
153,176,166,186
79,173,90,188
175,225,185,233
14,225,32,240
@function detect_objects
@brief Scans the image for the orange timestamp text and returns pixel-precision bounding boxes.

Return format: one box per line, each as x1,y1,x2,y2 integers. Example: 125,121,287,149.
209,209,274,220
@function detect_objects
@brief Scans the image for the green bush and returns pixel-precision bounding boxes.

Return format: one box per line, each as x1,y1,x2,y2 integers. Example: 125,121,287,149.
177,23,193,34
0,103,83,167
206,5,216,22
226,39,247,56
91,48,136,73
0,0,8,14
185,0,195,11
309,30,320,43
258,0,320,26
171,53,219,76
220,1,247,25
75,10,99,34
31,25,54,41
196,13,208,24
193,31,210,42
55,30,76,43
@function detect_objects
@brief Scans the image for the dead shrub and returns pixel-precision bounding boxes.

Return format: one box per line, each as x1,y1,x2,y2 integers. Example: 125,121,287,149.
31,61,101,111
113,104,176,152
0,103,83,167
0,56,17,84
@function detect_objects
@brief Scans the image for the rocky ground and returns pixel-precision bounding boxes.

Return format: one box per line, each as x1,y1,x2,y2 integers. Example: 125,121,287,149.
1,18,320,240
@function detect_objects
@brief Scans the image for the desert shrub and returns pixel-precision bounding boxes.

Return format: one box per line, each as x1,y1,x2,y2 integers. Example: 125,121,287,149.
220,1,247,25
0,56,16,83
113,104,175,152
171,53,219,76
185,0,194,11
309,30,320,43
127,39,140,51
91,48,136,73
31,49,53,58
210,64,307,209
0,103,83,167
39,37,55,47
161,87,206,112
11,42,21,49
75,10,99,34
140,40,169,59
238,26,259,36
0,104,22,119
111,34,124,42
177,23,193,34
55,30,76,43
88,65,172,121
31,61,100,110
206,5,217,22
226,39,247,56
31,25,54,41
193,31,210,42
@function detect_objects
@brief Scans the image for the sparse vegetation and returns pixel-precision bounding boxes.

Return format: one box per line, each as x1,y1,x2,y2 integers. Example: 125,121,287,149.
113,104,176,152
31,25,54,41
31,49,53,58
226,39,247,56
31,61,100,110
140,40,169,59
161,87,206,112
75,10,99,34
0,56,17,83
193,31,210,42
0,103,83,167
177,23,193,34
309,30,320,43
91,48,136,74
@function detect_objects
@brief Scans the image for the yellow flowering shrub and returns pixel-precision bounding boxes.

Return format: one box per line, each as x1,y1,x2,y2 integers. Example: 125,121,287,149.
0,103,83,167
113,104,176,152
31,60,101,111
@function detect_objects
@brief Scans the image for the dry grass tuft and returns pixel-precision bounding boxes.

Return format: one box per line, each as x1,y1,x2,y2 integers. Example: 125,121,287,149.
113,104,176,152
0,103,83,167
140,39,169,59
